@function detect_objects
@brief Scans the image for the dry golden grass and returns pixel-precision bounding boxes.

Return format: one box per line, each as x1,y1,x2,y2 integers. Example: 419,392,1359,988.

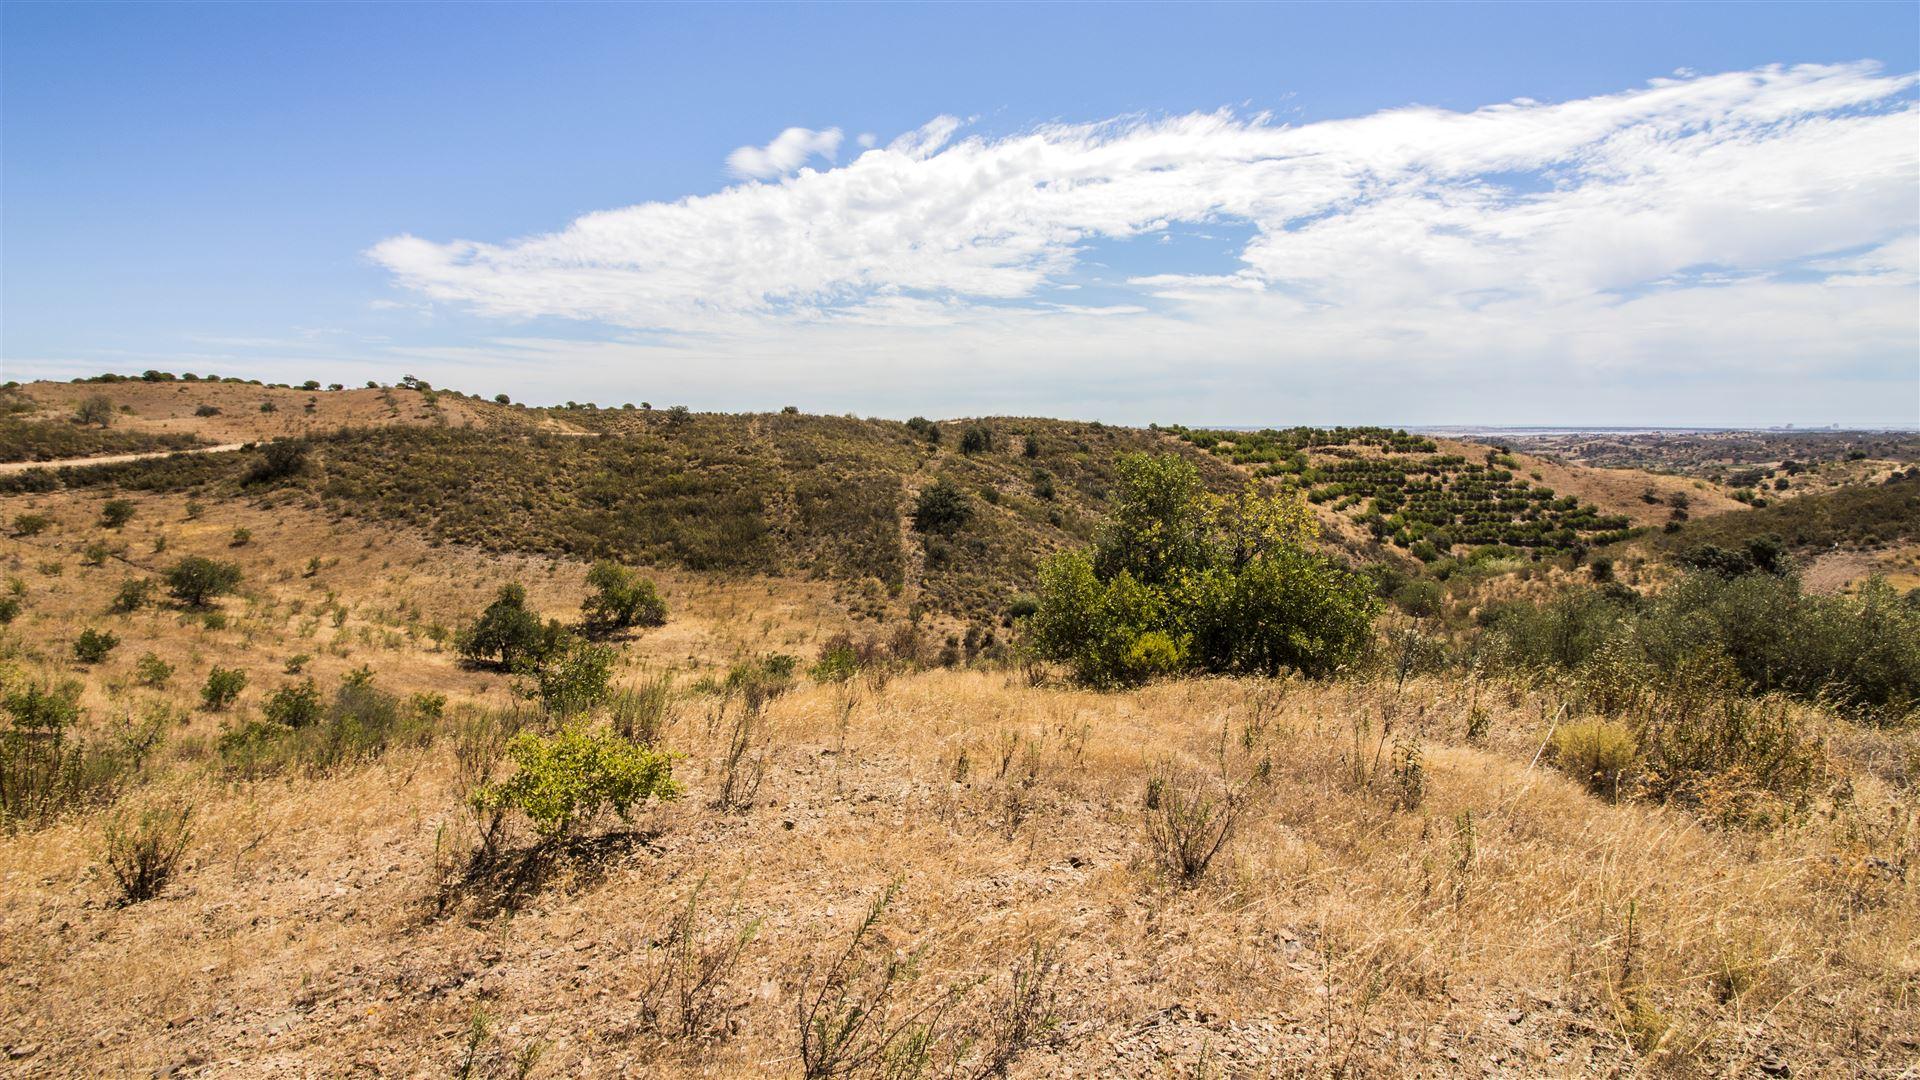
0,491,1915,1077
9,379,585,447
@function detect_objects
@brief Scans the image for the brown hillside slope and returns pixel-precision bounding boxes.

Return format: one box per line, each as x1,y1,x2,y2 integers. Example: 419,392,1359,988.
0,487,1913,1076
6,378,585,443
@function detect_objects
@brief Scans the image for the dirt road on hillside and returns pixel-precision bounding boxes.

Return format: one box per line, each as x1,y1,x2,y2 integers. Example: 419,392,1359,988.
0,442,248,475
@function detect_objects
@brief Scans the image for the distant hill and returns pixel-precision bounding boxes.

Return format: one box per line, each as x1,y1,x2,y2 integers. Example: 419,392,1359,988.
8,374,1900,620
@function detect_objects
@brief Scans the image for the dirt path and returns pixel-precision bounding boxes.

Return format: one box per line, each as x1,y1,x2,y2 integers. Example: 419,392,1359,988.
0,442,248,475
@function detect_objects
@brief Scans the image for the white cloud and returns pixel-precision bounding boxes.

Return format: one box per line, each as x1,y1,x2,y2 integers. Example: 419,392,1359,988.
724,126,843,179
368,63,1920,423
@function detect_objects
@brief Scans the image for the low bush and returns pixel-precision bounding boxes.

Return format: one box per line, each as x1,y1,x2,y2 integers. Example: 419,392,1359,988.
244,439,308,485
1489,572,1920,724
911,480,973,536
262,679,323,727
111,577,155,613
103,799,194,904
73,628,119,664
220,672,437,777
200,666,246,711
0,677,123,825
515,634,616,719
470,726,679,845
10,513,51,537
134,652,174,687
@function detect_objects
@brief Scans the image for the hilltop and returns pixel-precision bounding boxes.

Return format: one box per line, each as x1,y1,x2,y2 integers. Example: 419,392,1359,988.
0,374,1913,1078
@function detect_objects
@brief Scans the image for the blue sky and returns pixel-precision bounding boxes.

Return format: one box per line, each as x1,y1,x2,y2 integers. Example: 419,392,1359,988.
3,2,1916,426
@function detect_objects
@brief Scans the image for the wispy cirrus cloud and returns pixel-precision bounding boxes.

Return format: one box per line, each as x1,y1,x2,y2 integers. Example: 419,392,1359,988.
367,62,1919,423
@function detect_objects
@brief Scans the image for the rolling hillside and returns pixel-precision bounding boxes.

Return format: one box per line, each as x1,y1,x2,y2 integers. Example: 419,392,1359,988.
0,375,1914,1077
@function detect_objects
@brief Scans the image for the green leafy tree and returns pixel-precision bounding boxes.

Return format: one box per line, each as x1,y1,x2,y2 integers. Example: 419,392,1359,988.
456,583,561,669
910,480,973,536
165,556,242,607
200,666,247,711
1030,453,1378,687
581,562,668,631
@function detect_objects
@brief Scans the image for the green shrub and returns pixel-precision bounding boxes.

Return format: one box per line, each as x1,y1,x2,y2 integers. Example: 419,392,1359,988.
581,561,667,631
165,555,242,607
471,726,680,843
1391,579,1446,618
75,394,115,427
1,678,122,825
220,672,433,777
910,480,973,536
100,499,136,528
111,577,156,613
134,652,173,687
1635,691,1827,827
73,628,120,664
200,666,246,711
245,439,308,485
262,679,323,727
721,654,798,711
515,634,616,719
10,513,51,538
810,642,862,684
0,597,19,625
960,425,992,455
1030,454,1377,687
1496,572,1920,724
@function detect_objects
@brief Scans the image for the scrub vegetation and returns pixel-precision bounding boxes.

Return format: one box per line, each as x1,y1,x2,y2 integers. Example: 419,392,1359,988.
0,375,1914,1077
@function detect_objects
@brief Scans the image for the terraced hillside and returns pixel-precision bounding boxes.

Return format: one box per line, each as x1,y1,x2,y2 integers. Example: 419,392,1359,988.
1167,425,1653,562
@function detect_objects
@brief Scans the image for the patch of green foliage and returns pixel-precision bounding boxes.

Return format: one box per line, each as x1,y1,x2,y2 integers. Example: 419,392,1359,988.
1029,453,1378,687
1487,570,1920,726
220,670,438,777
471,726,680,842
580,561,667,632
165,555,243,608
0,414,206,464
